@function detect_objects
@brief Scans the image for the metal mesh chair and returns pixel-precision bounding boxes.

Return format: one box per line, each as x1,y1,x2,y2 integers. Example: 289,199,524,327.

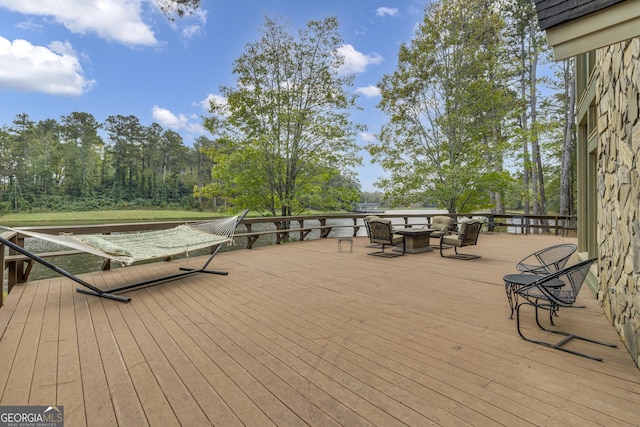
516,243,577,274
505,244,578,319
513,258,617,361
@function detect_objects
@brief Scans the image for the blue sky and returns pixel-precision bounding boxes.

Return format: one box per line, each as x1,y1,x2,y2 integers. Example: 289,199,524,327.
0,0,429,192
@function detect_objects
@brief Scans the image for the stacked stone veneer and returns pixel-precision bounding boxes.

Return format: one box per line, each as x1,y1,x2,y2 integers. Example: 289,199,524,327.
596,38,640,368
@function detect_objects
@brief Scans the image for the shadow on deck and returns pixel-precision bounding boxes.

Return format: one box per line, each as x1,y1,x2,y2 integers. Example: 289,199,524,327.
1,233,639,426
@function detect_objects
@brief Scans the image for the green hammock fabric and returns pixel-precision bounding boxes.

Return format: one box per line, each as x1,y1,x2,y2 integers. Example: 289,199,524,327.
3,214,240,267
73,224,230,262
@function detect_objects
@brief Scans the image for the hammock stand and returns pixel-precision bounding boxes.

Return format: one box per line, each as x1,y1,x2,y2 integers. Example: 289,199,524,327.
1,210,248,303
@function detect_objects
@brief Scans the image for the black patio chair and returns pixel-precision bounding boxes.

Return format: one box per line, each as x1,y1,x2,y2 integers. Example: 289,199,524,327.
505,243,578,319
513,258,618,361
516,243,577,275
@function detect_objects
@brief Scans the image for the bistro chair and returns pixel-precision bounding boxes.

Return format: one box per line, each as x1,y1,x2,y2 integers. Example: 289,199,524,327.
512,258,617,361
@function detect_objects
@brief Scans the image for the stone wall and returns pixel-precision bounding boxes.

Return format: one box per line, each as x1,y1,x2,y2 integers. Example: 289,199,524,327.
596,38,640,367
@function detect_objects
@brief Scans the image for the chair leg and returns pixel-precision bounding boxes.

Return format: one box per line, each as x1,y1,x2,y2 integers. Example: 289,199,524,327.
440,245,480,260
505,283,518,319
515,302,618,361
367,243,403,258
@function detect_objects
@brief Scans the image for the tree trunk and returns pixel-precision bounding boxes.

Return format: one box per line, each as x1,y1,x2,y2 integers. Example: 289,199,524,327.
560,58,576,216
529,22,544,233
519,37,531,217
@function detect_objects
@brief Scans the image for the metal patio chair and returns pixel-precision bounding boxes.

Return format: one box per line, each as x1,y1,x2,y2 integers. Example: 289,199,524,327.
428,215,455,239
513,258,618,361
505,243,578,318
363,215,382,248
516,243,577,275
366,218,405,257
438,219,482,260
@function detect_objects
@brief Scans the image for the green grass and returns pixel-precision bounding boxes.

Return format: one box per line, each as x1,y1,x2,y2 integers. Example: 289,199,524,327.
0,209,227,225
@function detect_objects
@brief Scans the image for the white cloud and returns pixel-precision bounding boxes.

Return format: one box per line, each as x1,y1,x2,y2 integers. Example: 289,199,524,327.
181,24,202,39
151,105,206,136
336,44,383,75
356,85,381,98
0,37,94,95
359,132,377,143
181,9,207,39
0,0,158,47
152,105,189,129
376,7,399,17
200,94,227,110
199,94,231,118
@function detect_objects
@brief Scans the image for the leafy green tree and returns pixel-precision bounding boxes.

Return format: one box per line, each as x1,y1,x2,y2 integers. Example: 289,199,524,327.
189,136,216,207
159,129,188,201
31,119,63,197
3,114,36,210
104,115,145,199
60,112,103,198
203,16,363,216
369,0,513,213
317,171,361,211
142,123,164,199
502,0,555,217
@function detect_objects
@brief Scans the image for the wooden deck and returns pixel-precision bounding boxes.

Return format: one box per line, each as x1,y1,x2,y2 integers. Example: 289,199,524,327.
1,233,639,426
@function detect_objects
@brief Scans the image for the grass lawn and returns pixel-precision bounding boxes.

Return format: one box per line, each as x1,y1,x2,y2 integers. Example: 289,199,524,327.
0,209,228,225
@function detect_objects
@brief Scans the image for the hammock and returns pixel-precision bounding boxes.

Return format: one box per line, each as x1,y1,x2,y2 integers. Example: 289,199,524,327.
1,210,248,302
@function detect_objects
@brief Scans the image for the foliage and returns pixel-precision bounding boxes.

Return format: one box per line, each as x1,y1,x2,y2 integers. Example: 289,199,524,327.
156,0,200,18
0,113,211,213
501,0,561,218
202,16,363,216
369,0,514,213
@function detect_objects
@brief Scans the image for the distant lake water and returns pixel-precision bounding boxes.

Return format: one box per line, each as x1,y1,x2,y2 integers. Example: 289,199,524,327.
7,209,450,282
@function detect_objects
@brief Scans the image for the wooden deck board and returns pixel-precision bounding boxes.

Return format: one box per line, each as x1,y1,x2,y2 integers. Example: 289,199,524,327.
1,233,640,426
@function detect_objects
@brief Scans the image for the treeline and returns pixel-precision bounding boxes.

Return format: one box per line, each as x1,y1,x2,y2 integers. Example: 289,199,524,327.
368,0,575,216
0,112,217,212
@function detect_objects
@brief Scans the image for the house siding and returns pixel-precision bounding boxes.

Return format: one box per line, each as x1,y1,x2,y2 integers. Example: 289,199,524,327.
594,38,640,366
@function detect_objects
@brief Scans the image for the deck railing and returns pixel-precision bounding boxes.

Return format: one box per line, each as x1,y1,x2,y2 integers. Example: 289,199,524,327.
1,212,576,307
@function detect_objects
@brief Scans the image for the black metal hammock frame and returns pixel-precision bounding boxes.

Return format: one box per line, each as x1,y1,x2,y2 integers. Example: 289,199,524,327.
0,210,248,302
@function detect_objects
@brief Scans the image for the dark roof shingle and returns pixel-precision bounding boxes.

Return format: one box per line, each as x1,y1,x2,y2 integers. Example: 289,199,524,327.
533,0,625,30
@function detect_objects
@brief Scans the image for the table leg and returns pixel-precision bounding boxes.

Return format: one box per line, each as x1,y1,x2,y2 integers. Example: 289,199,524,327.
505,281,517,319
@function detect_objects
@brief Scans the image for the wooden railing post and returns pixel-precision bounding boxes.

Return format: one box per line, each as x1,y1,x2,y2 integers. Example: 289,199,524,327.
0,240,4,308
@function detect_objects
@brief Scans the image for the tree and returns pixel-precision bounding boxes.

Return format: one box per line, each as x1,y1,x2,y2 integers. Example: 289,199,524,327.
369,0,513,213
103,115,145,199
60,112,103,198
4,114,35,210
558,58,576,216
189,136,216,207
157,0,200,18
158,129,188,201
203,16,363,216
30,119,63,197
502,0,554,220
